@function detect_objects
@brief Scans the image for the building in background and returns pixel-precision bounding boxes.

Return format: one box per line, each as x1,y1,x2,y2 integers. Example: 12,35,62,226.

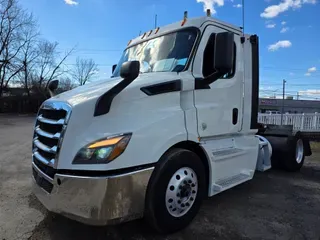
259,98,320,114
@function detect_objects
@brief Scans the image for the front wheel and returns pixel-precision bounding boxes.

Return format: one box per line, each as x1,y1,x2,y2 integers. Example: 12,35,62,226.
145,148,206,233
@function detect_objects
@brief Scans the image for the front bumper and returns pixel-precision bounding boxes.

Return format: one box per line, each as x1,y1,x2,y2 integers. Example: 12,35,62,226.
32,162,154,226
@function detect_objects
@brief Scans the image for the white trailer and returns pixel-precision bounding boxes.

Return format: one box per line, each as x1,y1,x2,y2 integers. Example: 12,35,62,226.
31,11,312,233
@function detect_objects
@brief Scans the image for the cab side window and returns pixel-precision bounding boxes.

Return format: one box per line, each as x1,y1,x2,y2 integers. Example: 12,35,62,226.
202,33,236,78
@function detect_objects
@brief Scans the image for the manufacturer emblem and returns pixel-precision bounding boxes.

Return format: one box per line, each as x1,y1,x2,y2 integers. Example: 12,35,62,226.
201,123,207,130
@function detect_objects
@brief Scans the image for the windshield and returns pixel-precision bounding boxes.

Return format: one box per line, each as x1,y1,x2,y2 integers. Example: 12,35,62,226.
112,29,197,77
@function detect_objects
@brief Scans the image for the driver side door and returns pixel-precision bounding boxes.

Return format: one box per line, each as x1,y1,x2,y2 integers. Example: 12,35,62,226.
193,25,243,138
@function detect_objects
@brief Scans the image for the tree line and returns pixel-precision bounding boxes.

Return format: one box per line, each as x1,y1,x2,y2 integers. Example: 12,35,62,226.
0,0,98,98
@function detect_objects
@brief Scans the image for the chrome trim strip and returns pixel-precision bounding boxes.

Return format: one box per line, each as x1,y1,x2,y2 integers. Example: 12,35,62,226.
55,167,155,180
34,139,57,154
35,127,60,139
32,162,54,183
41,101,72,123
33,151,54,167
37,115,64,125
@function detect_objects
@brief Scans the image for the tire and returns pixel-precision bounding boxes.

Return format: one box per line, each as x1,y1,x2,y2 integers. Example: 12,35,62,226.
282,137,305,172
145,148,206,234
267,136,287,169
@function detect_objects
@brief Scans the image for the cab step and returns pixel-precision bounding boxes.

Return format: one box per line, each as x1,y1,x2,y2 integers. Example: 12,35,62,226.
212,172,251,194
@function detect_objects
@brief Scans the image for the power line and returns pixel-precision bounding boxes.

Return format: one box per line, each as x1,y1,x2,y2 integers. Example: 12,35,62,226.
57,48,123,52
64,63,114,66
260,83,320,86
261,66,311,71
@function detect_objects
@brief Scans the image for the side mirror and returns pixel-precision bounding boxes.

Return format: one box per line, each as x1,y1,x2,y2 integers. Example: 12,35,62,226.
120,61,140,81
47,80,59,97
214,32,234,74
94,61,140,117
112,64,117,74
196,32,235,89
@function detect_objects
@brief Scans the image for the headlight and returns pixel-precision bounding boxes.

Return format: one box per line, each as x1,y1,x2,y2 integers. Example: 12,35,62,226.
72,133,132,164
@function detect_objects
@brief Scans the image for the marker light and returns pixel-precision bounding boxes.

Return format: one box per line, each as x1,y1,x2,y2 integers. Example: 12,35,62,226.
206,9,211,17
181,11,188,26
127,39,132,46
141,32,147,39
155,27,160,34
148,30,153,36
73,133,132,164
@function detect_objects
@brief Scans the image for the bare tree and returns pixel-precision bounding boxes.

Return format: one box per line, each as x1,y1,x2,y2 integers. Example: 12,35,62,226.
58,77,76,92
0,0,37,96
72,57,98,85
17,20,39,96
0,0,75,98
36,40,75,91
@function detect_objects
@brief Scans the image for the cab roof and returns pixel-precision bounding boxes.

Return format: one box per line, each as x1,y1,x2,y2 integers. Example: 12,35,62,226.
127,16,243,48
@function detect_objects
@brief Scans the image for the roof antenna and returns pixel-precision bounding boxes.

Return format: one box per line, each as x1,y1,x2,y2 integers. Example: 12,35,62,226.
155,14,157,28
241,0,245,43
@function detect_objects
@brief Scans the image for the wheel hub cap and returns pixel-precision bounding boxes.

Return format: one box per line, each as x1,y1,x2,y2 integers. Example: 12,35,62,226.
296,139,304,164
165,167,198,218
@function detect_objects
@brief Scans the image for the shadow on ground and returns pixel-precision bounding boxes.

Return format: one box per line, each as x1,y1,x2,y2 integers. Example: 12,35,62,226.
28,160,320,240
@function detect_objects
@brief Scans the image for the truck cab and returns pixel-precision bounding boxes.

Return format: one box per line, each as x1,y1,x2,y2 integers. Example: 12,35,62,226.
32,12,302,233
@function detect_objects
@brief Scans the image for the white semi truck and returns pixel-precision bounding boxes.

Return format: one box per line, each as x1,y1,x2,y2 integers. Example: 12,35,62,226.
31,11,312,233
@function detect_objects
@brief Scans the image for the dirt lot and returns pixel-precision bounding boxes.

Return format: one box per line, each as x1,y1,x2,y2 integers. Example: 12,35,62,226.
1,115,320,240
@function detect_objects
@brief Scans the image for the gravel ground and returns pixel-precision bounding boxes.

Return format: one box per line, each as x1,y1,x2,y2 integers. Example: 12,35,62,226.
1,115,320,240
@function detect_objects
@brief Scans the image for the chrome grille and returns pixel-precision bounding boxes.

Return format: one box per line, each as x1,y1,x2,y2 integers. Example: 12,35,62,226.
32,101,72,181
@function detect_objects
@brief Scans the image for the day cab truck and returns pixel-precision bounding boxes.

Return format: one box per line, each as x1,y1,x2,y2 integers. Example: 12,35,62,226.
31,11,312,233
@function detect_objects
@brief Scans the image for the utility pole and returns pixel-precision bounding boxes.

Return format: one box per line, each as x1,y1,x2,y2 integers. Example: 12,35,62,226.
297,92,299,100
281,79,286,125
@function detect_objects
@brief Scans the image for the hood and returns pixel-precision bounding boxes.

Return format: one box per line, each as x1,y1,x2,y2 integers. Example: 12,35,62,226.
52,77,123,106
52,72,180,106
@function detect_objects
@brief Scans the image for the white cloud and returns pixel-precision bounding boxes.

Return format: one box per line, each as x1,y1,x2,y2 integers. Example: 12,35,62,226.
299,89,320,96
233,4,242,7
308,67,317,72
280,27,289,33
64,0,79,5
260,0,317,19
268,40,292,51
304,66,317,76
289,72,295,75
281,21,287,25
266,23,276,28
196,0,224,14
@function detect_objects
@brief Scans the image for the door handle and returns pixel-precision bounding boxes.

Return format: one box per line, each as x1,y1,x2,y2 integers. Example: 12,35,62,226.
232,108,238,125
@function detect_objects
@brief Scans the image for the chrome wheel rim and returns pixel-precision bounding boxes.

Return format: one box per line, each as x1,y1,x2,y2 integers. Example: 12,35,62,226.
296,139,304,164
165,167,198,218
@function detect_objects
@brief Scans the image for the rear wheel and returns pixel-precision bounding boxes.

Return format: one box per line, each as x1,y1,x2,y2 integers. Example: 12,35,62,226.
282,137,305,172
145,148,206,233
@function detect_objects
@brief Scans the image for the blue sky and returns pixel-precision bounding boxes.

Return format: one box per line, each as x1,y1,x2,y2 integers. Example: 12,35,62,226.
20,0,320,100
